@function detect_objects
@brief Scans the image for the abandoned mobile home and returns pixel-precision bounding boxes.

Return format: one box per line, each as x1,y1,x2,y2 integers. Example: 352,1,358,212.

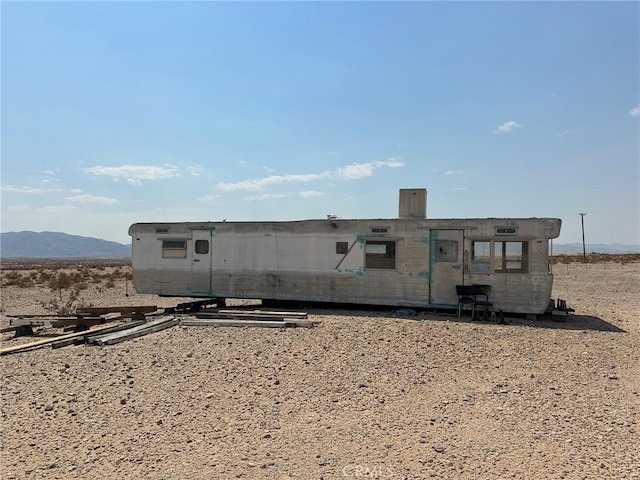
128,189,562,315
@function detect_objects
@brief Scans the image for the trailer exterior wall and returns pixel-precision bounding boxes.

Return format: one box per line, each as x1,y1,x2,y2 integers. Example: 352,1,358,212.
129,217,561,314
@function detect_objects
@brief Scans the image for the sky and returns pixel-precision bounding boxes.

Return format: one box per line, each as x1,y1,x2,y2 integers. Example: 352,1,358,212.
1,1,639,246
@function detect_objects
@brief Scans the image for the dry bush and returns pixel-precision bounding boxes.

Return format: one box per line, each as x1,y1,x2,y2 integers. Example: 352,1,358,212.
44,271,89,293
37,270,54,284
551,253,640,265
2,271,34,288
84,266,130,287
40,290,93,316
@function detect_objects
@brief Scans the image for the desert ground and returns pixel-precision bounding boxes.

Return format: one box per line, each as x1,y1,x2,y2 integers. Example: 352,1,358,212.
0,256,638,480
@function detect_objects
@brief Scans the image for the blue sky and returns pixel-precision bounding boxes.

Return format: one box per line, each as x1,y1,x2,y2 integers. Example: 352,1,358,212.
2,1,639,245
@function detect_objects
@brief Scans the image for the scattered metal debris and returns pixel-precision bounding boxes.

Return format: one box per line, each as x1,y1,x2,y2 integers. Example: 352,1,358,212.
1,299,319,355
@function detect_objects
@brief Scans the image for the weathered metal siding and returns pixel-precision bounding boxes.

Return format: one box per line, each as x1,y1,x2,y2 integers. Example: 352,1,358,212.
207,220,430,306
463,219,557,313
128,217,561,313
130,232,191,296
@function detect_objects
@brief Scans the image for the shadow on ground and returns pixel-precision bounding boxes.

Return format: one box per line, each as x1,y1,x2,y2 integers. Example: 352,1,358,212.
267,301,627,334
486,314,626,333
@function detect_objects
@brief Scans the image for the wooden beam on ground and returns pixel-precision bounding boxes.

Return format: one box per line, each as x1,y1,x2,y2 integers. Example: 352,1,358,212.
91,316,178,346
9,316,103,329
0,323,122,356
51,321,145,349
76,306,157,315
195,312,288,321
181,319,318,328
10,318,50,327
0,326,20,334
172,299,225,312
216,309,308,319
51,318,104,328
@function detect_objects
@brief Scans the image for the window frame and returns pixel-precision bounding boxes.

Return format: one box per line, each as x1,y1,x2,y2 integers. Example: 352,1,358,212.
364,239,397,270
493,240,528,273
470,241,491,273
470,239,529,274
194,239,209,255
161,239,188,259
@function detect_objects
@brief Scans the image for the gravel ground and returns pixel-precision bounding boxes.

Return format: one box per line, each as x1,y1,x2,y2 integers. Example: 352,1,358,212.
0,261,638,480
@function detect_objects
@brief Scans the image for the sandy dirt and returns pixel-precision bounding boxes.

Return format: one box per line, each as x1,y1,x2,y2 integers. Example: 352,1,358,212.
0,260,638,479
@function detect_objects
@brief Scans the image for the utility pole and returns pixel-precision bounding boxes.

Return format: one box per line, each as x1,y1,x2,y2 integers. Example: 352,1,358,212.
579,212,587,263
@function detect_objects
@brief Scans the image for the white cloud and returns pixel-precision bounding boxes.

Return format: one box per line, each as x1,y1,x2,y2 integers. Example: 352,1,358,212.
186,166,204,177
494,121,522,134
246,193,290,201
299,190,324,198
2,185,43,194
38,169,60,183
444,169,478,177
65,194,119,205
629,105,640,117
6,204,34,212
219,173,326,191
41,205,76,214
335,159,403,180
198,194,221,202
86,164,180,184
217,159,404,192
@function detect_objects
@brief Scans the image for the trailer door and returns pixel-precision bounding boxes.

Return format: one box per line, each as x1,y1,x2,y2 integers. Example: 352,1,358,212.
191,229,212,295
429,229,464,305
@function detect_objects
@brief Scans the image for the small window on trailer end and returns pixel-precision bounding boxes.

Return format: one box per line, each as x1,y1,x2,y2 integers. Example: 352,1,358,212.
162,240,187,258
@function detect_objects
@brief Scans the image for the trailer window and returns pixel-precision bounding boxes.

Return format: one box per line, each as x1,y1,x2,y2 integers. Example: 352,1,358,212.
162,240,187,259
494,241,528,273
365,240,396,269
470,241,491,273
434,240,458,262
195,240,209,254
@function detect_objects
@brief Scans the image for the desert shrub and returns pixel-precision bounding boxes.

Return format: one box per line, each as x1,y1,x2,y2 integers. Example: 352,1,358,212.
41,289,94,316
88,270,104,284
552,253,640,265
109,267,130,280
78,266,92,280
3,271,35,287
42,291,77,316
3,271,19,285
49,272,72,290
38,270,54,284
47,271,86,290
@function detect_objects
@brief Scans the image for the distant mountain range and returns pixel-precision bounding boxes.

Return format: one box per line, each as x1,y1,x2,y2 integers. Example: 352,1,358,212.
0,231,638,258
1,231,131,258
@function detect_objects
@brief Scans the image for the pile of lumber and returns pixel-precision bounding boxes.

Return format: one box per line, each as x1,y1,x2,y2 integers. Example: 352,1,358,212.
0,306,318,356
0,321,144,356
182,309,318,328
4,305,159,336
87,316,178,345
